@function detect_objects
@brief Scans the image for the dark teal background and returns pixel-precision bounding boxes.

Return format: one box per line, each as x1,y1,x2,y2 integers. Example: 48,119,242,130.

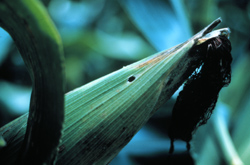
0,0,249,164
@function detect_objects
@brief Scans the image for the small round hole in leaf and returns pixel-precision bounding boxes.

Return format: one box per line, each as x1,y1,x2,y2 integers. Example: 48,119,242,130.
128,76,136,82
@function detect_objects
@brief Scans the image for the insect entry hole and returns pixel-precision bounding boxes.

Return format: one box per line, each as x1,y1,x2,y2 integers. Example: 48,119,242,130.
128,76,136,82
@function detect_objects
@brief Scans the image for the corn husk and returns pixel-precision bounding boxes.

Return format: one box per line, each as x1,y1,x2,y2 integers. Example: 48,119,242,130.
0,18,230,164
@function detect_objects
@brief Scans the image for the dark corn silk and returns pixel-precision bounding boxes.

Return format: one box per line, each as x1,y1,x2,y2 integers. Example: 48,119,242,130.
168,35,232,153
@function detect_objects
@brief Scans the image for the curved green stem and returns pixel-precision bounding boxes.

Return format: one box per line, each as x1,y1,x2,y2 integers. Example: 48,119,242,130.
0,11,227,165
0,0,65,164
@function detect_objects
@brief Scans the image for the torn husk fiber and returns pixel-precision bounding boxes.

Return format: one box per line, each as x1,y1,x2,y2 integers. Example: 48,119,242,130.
0,18,225,164
169,35,232,153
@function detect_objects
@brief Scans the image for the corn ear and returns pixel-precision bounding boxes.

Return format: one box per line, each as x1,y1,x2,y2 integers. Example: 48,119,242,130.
60,41,195,164
57,18,228,164
0,18,227,164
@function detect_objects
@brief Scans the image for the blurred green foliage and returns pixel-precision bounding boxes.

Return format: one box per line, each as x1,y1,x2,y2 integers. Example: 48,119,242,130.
1,0,250,164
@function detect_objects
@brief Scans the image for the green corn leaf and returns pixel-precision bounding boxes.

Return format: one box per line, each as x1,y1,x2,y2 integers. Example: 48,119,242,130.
0,136,6,148
0,0,64,164
59,18,229,164
1,18,229,164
